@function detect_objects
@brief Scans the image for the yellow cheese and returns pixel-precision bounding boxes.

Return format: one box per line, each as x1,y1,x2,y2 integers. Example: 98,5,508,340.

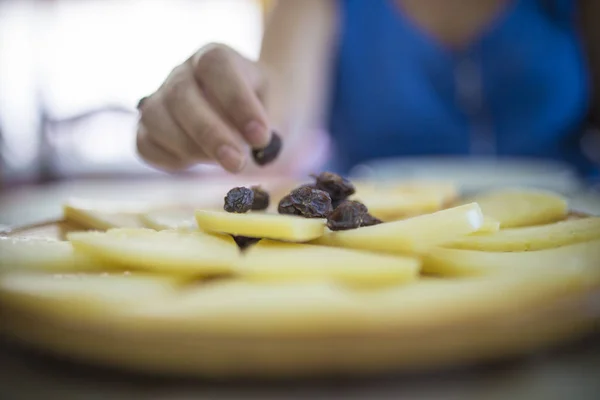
353,180,457,199
356,192,445,221
423,239,600,277
68,228,239,275
141,208,196,231
195,210,325,242
63,198,149,230
348,181,459,222
313,203,484,255
358,265,600,329
475,216,501,234
446,217,600,251
0,237,107,273
468,189,568,228
0,271,179,318
235,240,420,287
131,281,365,336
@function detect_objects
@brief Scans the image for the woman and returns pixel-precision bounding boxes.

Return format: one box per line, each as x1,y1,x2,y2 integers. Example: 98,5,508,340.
136,0,600,179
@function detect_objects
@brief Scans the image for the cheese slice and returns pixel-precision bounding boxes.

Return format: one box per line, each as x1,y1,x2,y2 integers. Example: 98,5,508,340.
141,208,196,231
423,239,600,277
356,192,445,221
467,189,568,228
235,240,420,287
353,182,458,222
68,228,239,275
313,203,484,255
446,217,600,252
477,216,501,234
130,281,365,336
63,198,149,230
0,236,107,273
195,210,326,242
0,271,179,318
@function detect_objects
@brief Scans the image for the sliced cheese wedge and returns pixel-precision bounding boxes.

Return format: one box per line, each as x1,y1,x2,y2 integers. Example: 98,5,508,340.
446,217,600,251
352,182,457,221
68,228,239,274
195,210,325,242
313,203,484,255
356,192,445,221
141,208,196,231
0,271,179,318
0,237,107,273
63,198,148,230
131,281,365,336
423,239,600,277
468,189,568,228
477,216,501,234
235,240,420,287
353,180,457,199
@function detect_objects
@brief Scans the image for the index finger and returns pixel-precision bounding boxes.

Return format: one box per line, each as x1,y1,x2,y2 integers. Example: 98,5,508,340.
193,47,271,149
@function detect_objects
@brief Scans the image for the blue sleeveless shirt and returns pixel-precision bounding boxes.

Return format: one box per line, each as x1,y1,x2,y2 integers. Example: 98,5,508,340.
328,0,595,177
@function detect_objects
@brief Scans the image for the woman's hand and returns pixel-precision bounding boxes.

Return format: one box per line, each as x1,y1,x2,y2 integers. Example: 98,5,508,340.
136,44,271,173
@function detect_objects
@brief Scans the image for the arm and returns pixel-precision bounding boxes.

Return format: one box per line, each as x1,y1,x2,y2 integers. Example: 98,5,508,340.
136,0,338,176
246,0,339,175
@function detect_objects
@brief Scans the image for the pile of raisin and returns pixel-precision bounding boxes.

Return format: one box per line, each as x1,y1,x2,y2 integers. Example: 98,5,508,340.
326,200,382,231
278,186,333,218
276,172,366,221
274,171,384,231
312,172,356,208
252,131,282,166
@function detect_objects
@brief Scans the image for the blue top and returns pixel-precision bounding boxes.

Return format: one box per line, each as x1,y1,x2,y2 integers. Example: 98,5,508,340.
328,0,596,177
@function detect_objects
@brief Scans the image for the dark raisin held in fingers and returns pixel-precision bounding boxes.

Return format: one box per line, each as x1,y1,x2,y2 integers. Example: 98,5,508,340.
252,131,282,166
250,186,270,210
327,200,382,231
278,186,333,218
312,172,355,206
224,187,254,213
233,235,261,250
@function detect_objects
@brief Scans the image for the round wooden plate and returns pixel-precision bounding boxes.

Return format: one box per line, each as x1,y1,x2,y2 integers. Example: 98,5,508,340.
1,216,599,379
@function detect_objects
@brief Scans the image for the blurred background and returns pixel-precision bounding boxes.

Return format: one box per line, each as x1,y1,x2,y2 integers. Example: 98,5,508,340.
1,0,599,225
0,0,273,189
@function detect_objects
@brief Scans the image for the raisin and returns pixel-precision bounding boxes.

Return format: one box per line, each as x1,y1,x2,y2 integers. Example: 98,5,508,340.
326,200,368,231
361,213,383,227
312,172,355,206
297,183,318,190
250,186,270,211
224,187,254,213
277,186,332,218
232,235,260,250
252,131,282,166
277,194,300,215
326,200,382,231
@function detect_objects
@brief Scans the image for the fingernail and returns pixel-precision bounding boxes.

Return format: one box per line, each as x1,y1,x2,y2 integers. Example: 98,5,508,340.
244,121,269,147
216,145,246,172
